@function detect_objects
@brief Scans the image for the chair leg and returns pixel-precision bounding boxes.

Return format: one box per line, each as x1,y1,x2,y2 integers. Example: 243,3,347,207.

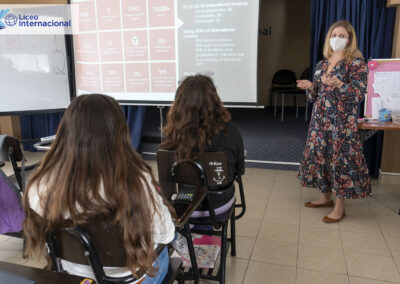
281,93,284,122
274,92,277,117
230,212,236,257
183,223,200,284
219,223,228,284
296,96,299,118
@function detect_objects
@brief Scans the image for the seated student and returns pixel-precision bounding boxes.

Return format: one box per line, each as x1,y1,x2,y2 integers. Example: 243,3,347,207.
160,74,245,216
23,94,175,284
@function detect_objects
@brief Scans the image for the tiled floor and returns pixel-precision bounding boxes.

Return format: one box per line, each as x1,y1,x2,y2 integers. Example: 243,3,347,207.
2,154,400,284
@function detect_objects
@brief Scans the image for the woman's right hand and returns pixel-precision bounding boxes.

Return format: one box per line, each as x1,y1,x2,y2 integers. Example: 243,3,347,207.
297,80,313,90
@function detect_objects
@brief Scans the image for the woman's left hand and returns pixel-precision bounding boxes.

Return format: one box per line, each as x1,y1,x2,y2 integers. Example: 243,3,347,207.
321,74,344,88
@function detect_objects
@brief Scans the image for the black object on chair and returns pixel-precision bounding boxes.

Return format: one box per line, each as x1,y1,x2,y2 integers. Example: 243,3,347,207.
157,150,246,284
281,67,310,122
270,69,297,121
46,214,182,284
0,135,38,192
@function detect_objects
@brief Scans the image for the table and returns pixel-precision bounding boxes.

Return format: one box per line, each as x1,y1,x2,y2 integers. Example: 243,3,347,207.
358,121,400,142
0,261,95,284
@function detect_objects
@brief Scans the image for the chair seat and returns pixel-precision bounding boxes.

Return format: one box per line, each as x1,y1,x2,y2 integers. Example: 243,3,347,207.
280,88,306,95
189,204,234,226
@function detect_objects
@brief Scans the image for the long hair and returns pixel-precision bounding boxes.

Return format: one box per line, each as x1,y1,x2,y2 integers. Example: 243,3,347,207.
160,74,231,161
323,20,363,62
23,94,169,277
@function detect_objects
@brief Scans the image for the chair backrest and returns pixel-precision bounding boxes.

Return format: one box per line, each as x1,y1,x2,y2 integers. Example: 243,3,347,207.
0,135,23,162
300,67,310,80
46,214,136,284
157,150,234,228
271,69,297,87
157,150,230,196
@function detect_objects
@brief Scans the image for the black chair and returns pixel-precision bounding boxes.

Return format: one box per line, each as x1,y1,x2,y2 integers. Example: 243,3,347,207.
46,214,182,284
157,150,246,284
281,67,310,122
0,135,38,192
270,69,297,121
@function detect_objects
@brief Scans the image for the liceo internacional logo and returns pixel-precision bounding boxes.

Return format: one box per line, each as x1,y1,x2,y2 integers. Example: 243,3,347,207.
0,9,10,29
0,5,79,35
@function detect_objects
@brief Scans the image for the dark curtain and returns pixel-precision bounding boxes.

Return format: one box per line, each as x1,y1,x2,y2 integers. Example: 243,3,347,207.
309,0,396,178
20,106,146,151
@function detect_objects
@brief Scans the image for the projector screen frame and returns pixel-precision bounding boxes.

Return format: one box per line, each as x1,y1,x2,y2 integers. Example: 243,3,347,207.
70,0,261,107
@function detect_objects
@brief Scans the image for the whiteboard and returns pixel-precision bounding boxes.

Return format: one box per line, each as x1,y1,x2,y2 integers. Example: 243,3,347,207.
0,35,71,114
366,58,400,119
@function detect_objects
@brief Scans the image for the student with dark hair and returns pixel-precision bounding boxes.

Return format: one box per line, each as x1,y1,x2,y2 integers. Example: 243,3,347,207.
160,74,245,215
23,94,175,283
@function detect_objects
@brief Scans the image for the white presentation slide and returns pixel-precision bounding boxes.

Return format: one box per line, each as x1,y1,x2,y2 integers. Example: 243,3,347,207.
72,0,259,104
0,35,70,113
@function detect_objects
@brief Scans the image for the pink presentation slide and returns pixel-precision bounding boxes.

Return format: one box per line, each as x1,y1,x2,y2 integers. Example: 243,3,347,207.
101,64,124,92
123,30,148,61
76,63,100,92
77,0,96,32
121,0,147,29
149,29,175,61
99,32,123,62
97,0,121,30
75,0,177,97
149,0,175,27
151,62,176,93
75,33,98,62
125,63,150,92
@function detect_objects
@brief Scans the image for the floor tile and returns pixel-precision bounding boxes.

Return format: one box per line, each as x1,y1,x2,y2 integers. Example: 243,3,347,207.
345,250,400,282
297,244,347,275
341,230,390,256
251,238,298,267
243,261,296,284
258,220,299,244
297,268,349,284
299,224,342,249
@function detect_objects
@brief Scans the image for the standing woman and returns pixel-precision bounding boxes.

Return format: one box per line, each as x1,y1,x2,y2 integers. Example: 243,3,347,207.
297,20,371,223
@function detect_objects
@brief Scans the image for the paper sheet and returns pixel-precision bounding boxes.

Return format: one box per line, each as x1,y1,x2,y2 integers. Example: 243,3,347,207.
373,72,400,107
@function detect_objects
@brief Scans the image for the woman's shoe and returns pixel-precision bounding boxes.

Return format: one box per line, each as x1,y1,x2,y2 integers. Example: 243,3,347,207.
304,200,334,208
323,211,346,223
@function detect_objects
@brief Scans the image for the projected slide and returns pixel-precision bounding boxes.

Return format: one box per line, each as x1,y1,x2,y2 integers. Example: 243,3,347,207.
73,0,259,104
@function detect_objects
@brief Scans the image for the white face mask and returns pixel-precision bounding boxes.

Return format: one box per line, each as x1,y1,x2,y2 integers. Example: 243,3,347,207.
330,37,347,52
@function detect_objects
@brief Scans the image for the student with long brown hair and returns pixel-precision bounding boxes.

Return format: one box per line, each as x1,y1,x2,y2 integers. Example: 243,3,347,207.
23,94,175,283
160,74,245,215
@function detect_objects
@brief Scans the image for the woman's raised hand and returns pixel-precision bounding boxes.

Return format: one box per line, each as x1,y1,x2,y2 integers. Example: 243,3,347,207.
297,80,313,90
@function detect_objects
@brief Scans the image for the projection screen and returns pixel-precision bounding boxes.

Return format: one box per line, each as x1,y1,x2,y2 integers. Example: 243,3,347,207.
72,0,260,105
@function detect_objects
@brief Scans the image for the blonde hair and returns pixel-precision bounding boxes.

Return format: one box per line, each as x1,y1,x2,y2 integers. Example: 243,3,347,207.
323,20,363,62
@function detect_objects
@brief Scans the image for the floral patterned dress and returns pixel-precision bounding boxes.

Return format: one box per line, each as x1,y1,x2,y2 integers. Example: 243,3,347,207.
298,57,371,199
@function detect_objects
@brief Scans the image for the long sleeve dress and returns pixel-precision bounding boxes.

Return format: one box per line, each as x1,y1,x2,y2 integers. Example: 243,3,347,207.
298,57,372,199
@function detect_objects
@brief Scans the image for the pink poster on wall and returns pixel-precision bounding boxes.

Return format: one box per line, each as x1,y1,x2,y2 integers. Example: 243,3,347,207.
125,63,150,92
366,60,400,117
123,30,148,61
76,63,100,92
148,0,175,27
121,0,147,29
149,29,175,61
99,32,123,62
77,0,96,32
97,0,121,30
151,62,176,93
75,33,98,62
101,64,124,92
